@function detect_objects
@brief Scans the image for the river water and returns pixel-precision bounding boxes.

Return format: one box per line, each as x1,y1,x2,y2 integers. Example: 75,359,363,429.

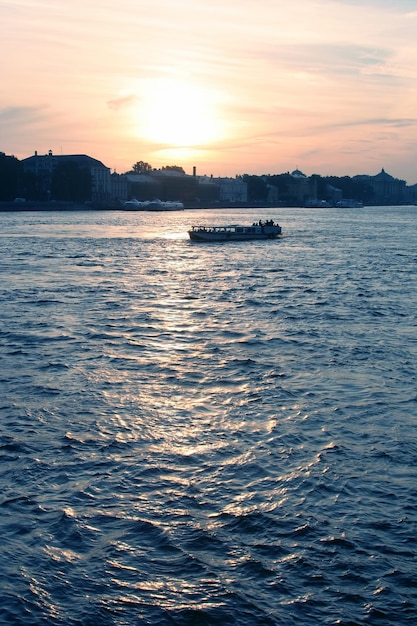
1,206,416,625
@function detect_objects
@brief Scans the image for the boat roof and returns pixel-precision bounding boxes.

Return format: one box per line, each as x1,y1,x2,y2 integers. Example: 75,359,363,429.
191,223,279,229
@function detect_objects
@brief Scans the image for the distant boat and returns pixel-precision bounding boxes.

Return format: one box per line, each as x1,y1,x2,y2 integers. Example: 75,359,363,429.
121,198,147,209
305,199,332,208
145,199,184,211
188,220,282,242
335,199,364,208
121,198,184,211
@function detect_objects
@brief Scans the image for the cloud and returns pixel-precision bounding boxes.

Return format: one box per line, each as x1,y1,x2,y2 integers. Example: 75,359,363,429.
0,105,48,125
330,0,414,9
107,95,138,111
318,117,417,131
258,43,394,78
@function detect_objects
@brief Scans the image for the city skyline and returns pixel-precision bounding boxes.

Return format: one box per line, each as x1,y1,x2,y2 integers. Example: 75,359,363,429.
2,1,417,184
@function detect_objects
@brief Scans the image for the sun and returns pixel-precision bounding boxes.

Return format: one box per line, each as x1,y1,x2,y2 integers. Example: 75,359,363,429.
136,79,224,148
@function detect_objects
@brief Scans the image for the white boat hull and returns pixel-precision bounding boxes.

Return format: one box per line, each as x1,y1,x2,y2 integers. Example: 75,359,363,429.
146,200,184,211
122,199,184,211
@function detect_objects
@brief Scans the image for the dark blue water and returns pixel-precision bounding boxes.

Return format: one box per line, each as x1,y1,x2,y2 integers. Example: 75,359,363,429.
1,207,416,625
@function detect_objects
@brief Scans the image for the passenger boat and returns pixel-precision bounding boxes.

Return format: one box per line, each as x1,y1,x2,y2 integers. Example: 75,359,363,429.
188,220,282,242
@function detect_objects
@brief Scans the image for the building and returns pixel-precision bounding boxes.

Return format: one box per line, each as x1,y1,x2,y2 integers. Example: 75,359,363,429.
273,169,317,206
212,176,248,204
354,169,407,205
21,151,111,203
407,183,417,204
370,169,407,204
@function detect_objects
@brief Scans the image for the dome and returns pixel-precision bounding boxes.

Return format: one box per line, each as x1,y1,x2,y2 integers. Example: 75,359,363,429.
291,169,307,178
374,168,394,181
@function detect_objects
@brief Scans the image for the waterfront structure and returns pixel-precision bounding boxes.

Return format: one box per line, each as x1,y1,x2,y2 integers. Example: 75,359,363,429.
353,169,407,205
21,151,111,203
214,176,248,204
6,150,416,207
370,169,407,205
276,169,318,206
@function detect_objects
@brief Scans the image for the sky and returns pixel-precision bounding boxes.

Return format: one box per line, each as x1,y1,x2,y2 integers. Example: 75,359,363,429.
1,0,417,183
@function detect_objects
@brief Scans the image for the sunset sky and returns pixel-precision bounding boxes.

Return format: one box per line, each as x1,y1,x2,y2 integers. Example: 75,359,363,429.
2,0,417,183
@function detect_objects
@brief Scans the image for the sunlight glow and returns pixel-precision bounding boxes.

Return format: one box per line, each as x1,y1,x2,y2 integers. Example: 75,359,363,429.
3,1,417,181
136,79,225,148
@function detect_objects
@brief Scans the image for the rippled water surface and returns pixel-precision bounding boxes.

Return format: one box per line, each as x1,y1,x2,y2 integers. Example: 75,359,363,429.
1,207,416,625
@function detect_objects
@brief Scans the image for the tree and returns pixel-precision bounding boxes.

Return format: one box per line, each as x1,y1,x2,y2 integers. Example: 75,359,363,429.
130,161,152,174
324,175,374,202
0,152,21,200
242,174,269,202
310,174,327,198
162,165,185,174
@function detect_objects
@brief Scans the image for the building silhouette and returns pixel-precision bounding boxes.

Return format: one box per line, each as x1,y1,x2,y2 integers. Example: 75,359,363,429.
3,150,414,207
21,151,111,203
